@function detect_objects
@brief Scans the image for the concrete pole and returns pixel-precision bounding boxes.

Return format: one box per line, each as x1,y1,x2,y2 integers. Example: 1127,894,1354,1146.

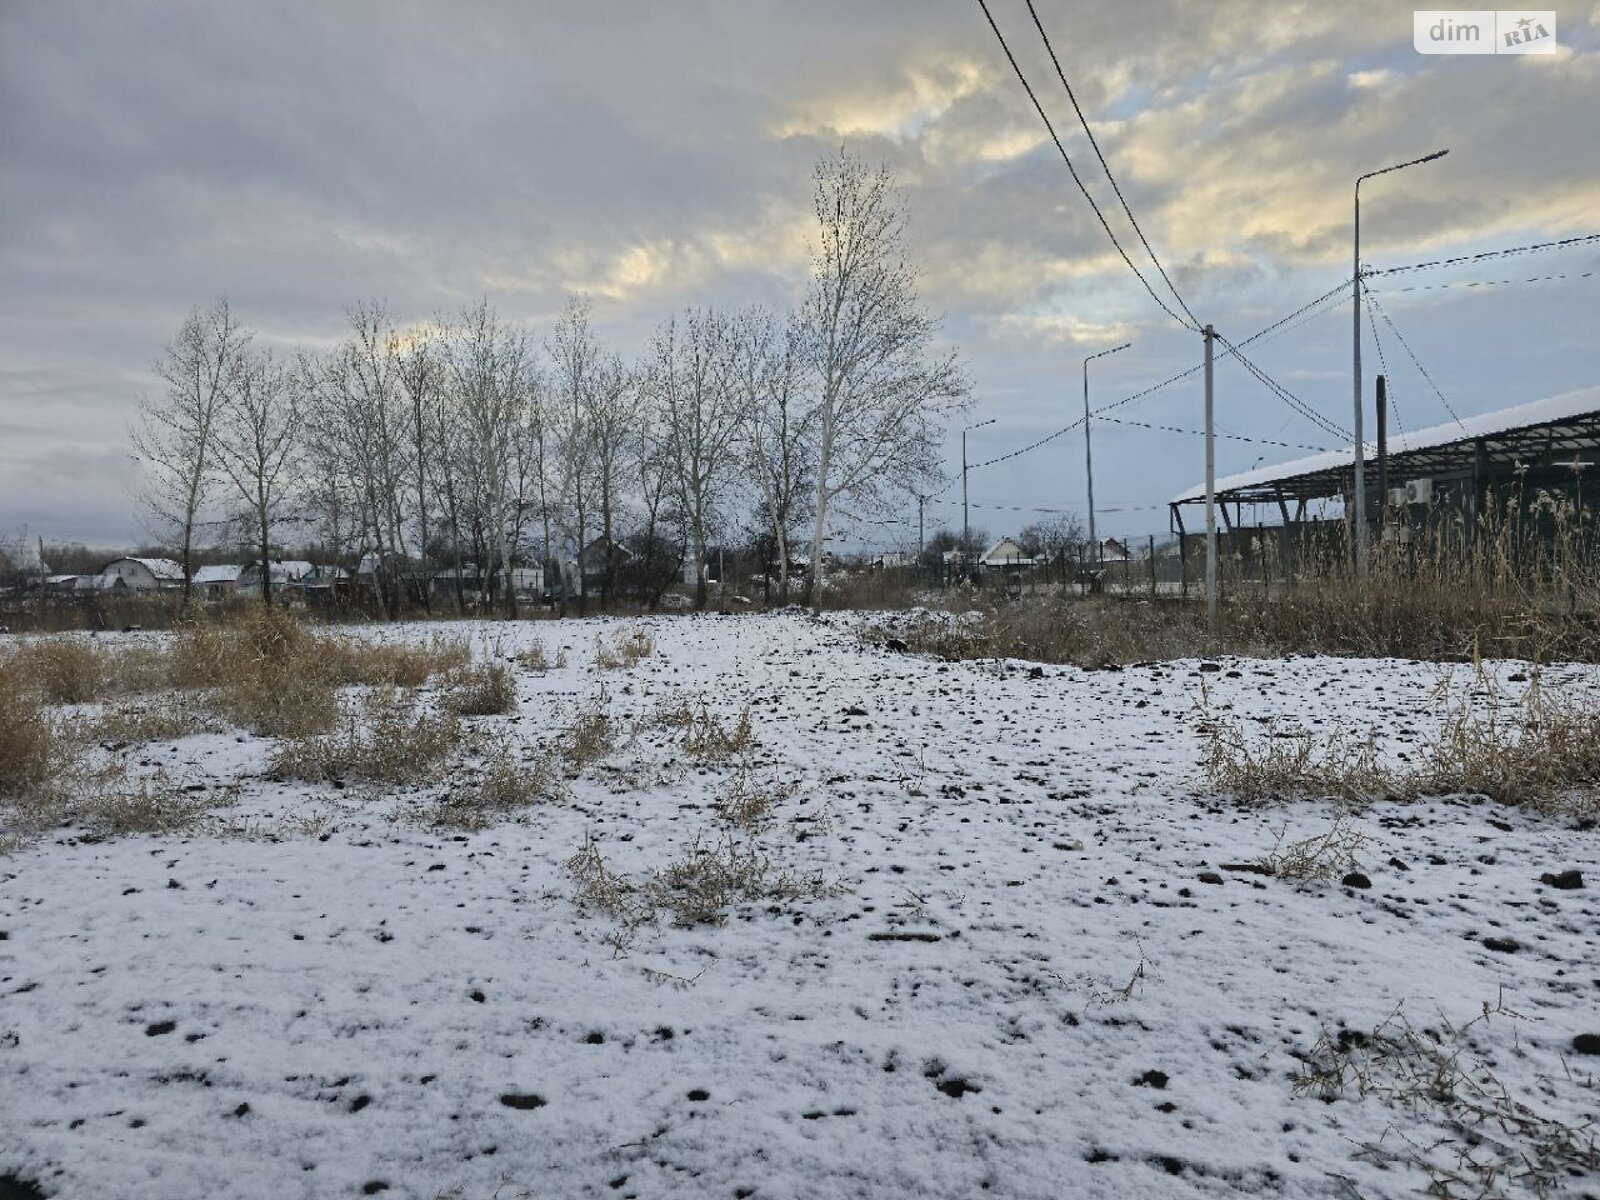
1204,325,1218,633
1353,180,1366,577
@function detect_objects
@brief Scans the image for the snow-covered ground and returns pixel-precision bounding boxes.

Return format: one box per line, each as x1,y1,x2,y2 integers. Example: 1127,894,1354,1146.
2,612,1597,1199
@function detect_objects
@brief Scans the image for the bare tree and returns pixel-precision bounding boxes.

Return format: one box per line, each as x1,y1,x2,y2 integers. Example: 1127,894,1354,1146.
397,327,443,612
215,347,302,606
549,295,601,615
439,299,532,616
732,306,814,603
799,149,968,606
306,303,411,618
631,374,685,610
134,298,251,609
586,352,638,609
657,307,745,610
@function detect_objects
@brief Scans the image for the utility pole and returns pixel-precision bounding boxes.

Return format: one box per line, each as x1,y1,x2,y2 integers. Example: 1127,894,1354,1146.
1082,342,1131,570
1376,374,1389,527
1353,148,1448,577
1204,324,1218,633
961,417,995,554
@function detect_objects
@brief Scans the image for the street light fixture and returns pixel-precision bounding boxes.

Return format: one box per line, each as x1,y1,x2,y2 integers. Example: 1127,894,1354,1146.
1083,342,1131,568
962,417,996,555
1353,148,1448,575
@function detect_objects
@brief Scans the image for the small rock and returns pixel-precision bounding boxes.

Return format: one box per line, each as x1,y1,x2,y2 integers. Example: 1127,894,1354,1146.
1482,936,1520,954
499,1093,546,1110
1387,857,1410,872
687,1088,710,1102
1341,872,1372,889
145,1021,176,1037
1539,869,1584,890
1134,1069,1169,1089
1028,666,1044,679
1197,872,1224,885
1572,1033,1600,1055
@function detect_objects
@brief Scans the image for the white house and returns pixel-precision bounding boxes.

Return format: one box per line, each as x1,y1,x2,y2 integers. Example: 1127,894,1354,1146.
193,564,243,600
99,557,184,592
981,537,1038,570
237,560,314,597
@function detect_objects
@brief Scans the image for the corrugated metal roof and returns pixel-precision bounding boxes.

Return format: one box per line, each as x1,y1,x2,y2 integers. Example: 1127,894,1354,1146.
1172,384,1600,505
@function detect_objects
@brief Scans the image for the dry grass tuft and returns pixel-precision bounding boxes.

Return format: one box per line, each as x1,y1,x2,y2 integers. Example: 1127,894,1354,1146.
83,775,213,839
431,744,563,829
4,638,109,704
1202,665,1600,818
516,641,551,672
1257,818,1368,882
444,661,518,716
557,694,615,773
651,699,756,762
81,703,216,745
0,686,59,798
271,687,462,783
1295,998,1599,1197
716,766,791,831
595,627,655,670
323,633,471,688
1200,717,1390,806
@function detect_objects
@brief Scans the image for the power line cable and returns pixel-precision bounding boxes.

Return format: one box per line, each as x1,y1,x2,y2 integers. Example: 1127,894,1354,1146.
1023,0,1200,329
1368,233,1600,276
1363,285,1405,437
1367,270,1594,295
1216,334,1352,442
1362,282,1466,432
1098,414,1331,452
974,0,1198,332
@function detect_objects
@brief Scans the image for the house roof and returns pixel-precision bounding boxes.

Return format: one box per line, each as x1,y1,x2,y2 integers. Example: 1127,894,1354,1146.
1171,385,1600,506
194,564,243,585
981,537,1034,564
104,556,184,579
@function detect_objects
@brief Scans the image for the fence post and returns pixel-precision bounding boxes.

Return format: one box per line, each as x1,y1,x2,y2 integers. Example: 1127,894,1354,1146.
1149,535,1156,598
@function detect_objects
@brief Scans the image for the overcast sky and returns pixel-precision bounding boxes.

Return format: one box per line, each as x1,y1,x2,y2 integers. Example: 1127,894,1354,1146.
3,0,1598,552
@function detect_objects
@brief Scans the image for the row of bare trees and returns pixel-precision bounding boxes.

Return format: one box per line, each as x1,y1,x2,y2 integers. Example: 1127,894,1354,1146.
133,150,969,615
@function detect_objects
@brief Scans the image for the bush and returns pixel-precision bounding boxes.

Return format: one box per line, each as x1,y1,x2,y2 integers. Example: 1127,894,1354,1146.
444,662,517,716
595,628,654,669
0,686,57,797
272,688,461,783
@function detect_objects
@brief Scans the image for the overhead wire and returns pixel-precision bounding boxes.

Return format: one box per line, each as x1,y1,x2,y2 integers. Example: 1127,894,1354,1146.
1367,270,1594,295
1362,283,1466,432
1368,233,1599,277
1022,0,1200,329
974,0,1198,332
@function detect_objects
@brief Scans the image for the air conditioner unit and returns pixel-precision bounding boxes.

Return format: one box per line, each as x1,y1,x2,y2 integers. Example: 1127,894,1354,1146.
1387,487,1408,508
1404,478,1433,505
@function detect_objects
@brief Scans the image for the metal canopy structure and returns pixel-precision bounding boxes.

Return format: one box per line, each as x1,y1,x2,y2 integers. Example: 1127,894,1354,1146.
1170,385,1600,515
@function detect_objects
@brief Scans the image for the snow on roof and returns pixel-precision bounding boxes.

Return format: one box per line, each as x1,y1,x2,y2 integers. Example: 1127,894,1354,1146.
1171,385,1600,505
104,556,184,579
193,565,243,584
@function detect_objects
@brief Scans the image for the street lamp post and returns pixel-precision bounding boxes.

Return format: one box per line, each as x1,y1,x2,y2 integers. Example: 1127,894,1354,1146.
1353,148,1447,575
962,417,995,555
1083,342,1131,568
